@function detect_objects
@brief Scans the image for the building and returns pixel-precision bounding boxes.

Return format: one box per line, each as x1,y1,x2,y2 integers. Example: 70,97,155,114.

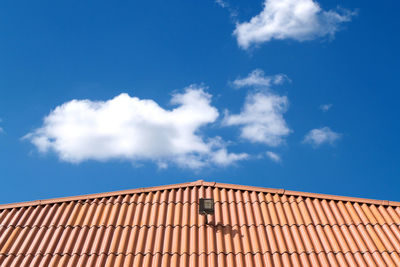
0,180,399,266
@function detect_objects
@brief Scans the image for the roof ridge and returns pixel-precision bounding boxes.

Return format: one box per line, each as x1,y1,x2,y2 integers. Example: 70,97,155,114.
212,182,399,207
0,180,399,209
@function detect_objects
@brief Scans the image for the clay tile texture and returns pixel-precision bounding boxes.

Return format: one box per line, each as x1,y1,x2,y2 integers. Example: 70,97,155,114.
1,180,400,267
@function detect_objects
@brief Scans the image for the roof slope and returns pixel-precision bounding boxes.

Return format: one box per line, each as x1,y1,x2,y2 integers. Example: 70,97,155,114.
1,180,400,267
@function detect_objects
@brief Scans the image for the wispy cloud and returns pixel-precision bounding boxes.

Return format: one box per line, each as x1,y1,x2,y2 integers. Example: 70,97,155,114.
320,104,332,112
303,127,341,147
232,69,289,89
215,0,228,8
211,148,249,166
24,86,248,169
0,118,4,134
266,151,281,162
215,0,238,19
234,0,355,49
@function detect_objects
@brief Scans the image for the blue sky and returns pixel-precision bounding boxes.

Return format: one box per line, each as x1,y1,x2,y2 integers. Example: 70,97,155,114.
0,0,399,204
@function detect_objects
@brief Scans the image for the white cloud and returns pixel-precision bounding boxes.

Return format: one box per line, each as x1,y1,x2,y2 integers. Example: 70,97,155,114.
0,127,3,134
233,69,289,89
215,0,238,19
234,0,354,49
223,92,290,146
225,70,291,147
320,104,332,112
211,148,249,166
266,151,281,162
24,86,248,169
215,0,228,8
303,126,341,146
157,161,168,169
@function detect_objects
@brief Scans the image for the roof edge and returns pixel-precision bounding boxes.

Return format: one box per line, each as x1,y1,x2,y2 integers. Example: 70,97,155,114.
0,180,205,209
212,182,400,207
1,180,399,209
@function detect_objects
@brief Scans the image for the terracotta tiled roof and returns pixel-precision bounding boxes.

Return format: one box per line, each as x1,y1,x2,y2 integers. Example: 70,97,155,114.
1,180,400,267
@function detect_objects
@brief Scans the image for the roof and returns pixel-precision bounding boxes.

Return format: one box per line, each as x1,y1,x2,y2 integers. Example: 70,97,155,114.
1,180,400,267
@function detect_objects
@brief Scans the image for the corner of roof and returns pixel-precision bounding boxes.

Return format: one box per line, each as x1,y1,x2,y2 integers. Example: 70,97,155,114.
190,179,216,187
192,179,204,185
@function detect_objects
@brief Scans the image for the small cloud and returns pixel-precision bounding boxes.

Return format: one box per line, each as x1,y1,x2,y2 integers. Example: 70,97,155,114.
266,151,281,163
211,148,249,166
0,118,4,134
303,127,341,147
157,161,168,170
234,0,355,49
320,104,332,112
215,0,228,8
215,0,238,19
225,69,291,147
223,92,290,146
232,69,289,89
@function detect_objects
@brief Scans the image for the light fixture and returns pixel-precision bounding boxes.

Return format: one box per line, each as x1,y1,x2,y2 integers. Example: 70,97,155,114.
199,198,214,224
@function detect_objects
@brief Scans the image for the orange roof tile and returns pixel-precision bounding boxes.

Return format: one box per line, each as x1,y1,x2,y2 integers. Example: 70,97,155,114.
1,180,400,266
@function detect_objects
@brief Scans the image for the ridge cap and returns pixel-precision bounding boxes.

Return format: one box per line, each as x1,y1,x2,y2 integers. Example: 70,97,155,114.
1,179,399,209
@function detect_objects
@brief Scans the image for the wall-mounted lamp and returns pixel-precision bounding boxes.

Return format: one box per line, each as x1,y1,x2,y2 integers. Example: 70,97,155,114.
199,198,214,224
